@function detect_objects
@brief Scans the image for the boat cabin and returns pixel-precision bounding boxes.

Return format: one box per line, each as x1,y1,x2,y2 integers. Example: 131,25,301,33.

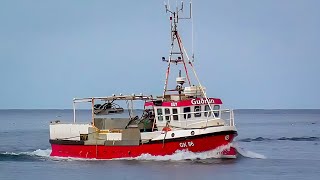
144,95,225,129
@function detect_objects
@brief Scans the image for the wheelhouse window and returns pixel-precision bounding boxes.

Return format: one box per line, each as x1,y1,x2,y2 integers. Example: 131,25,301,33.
204,105,212,117
213,105,220,117
165,108,170,121
157,108,163,121
183,107,191,119
172,108,178,120
194,106,201,117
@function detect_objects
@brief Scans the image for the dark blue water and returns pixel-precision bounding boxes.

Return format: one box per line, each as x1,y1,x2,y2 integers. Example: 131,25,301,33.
1,109,320,180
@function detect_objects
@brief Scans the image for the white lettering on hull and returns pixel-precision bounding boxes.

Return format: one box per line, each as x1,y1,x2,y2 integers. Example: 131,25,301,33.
179,141,195,148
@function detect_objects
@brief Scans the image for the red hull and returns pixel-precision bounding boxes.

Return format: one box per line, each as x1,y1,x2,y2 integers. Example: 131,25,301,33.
50,133,237,159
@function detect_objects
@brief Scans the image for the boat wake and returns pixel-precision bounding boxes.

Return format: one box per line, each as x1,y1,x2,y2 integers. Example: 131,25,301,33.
127,144,233,161
0,144,266,161
0,149,51,161
238,136,320,142
123,143,266,161
233,143,266,159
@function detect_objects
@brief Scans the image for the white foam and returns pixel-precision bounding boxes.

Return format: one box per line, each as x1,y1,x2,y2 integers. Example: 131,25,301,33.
0,149,52,157
26,149,52,157
1,152,20,156
121,144,232,161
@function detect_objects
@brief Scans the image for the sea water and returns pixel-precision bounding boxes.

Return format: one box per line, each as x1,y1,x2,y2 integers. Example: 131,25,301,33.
0,109,319,180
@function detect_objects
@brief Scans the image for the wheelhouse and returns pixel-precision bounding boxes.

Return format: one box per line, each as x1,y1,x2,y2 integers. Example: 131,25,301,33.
144,96,228,129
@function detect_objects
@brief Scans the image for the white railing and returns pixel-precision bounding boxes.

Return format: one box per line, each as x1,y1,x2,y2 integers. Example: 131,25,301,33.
222,109,235,126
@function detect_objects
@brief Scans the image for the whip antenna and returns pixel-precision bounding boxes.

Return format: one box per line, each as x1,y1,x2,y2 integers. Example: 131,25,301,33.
191,0,194,62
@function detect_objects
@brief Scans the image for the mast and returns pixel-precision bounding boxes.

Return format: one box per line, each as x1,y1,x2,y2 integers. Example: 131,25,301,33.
162,1,193,99
161,1,216,119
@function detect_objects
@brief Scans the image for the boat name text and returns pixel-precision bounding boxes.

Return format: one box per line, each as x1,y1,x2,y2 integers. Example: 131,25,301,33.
191,98,214,105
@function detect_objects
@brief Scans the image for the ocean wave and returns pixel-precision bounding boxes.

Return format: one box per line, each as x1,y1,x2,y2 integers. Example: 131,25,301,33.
0,149,51,161
126,144,233,161
115,143,265,161
233,143,266,159
238,136,320,142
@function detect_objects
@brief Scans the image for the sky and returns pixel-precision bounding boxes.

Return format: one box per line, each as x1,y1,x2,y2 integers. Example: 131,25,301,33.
0,0,319,109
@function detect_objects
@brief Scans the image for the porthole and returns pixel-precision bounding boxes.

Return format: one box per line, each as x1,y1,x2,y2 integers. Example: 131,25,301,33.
191,131,195,135
171,133,175,137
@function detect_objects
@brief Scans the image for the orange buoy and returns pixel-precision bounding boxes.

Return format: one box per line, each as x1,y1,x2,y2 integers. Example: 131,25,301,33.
162,126,171,132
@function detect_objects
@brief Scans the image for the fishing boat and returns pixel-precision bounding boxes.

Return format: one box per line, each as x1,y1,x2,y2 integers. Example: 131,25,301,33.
49,2,238,159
